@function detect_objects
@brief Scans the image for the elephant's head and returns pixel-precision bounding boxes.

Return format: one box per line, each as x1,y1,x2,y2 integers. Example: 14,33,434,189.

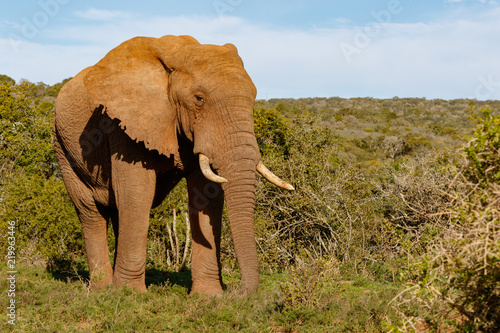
83,35,293,292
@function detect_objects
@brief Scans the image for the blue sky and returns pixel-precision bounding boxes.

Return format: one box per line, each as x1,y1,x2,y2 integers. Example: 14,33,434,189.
1,0,499,100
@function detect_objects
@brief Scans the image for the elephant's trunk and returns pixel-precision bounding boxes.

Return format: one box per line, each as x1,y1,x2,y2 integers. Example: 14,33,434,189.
213,104,260,293
221,156,259,293
193,98,261,293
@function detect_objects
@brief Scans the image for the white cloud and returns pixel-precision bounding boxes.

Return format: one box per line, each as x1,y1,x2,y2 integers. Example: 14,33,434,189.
0,37,104,83
335,10,500,99
447,0,497,4
1,8,500,100
74,8,133,21
333,17,352,25
1,19,22,30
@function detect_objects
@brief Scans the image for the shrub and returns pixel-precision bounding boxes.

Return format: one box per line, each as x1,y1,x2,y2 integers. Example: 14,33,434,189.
0,81,76,267
0,173,83,266
394,106,500,332
279,257,340,310
464,106,500,185
252,106,349,269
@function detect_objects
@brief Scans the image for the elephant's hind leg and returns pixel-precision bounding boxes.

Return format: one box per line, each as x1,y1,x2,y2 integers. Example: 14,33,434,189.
79,204,114,290
54,146,113,290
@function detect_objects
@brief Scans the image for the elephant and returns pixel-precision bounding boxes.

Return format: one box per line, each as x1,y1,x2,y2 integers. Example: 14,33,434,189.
53,34,294,295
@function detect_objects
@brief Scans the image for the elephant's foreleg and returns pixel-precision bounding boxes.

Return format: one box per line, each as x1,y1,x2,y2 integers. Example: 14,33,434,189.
111,156,156,292
187,171,224,295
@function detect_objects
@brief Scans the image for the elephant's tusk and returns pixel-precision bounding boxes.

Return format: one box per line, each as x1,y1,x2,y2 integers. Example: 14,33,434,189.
256,161,295,191
199,154,228,183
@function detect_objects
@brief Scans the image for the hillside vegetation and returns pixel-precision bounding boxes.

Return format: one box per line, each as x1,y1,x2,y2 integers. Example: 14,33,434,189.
1,75,499,332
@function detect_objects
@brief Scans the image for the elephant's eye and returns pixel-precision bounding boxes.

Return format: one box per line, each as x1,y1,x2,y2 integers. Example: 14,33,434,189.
195,95,204,107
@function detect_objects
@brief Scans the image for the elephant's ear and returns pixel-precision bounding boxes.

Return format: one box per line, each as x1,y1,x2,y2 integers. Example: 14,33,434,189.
223,43,239,55
84,35,199,157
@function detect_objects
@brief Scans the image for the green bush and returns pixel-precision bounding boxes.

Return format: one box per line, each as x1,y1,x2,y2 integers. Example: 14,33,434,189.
464,106,500,185
0,174,82,265
0,81,81,267
0,82,58,178
394,106,500,332
252,104,432,274
0,74,15,85
252,105,348,269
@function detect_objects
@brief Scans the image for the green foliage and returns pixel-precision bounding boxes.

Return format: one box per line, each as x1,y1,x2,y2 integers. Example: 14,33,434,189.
1,74,499,331
0,174,82,264
464,105,500,185
253,104,348,269
253,103,291,157
252,102,456,279
0,80,75,267
394,106,500,332
44,77,71,97
0,81,58,178
401,134,432,155
0,74,15,85
443,106,500,331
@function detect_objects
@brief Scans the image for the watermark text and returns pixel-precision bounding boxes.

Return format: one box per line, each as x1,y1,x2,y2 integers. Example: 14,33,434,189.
475,74,500,100
8,0,72,53
340,0,410,64
6,221,17,326
213,0,243,17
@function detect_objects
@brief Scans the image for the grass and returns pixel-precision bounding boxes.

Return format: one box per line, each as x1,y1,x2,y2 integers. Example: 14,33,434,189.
1,262,403,332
